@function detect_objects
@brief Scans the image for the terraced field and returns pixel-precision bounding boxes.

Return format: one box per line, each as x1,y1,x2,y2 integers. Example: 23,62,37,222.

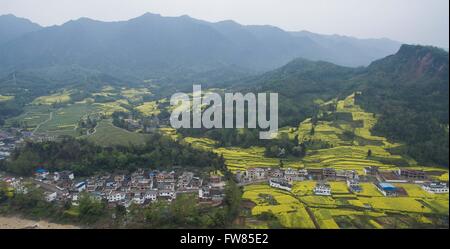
243,182,449,229
4,105,54,131
136,101,160,116
297,93,419,172
243,184,316,229
0,95,14,102
32,91,72,105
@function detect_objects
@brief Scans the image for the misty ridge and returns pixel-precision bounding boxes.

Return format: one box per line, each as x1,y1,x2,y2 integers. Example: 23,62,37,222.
0,12,401,81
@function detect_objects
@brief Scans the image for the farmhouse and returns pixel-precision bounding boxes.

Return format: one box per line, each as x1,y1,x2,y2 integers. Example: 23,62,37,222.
422,182,449,194
364,166,379,175
74,181,87,192
45,192,58,202
397,169,426,181
314,182,332,196
375,182,404,197
346,179,362,193
284,168,306,181
269,178,292,192
35,168,49,179
54,171,75,182
378,171,408,183
246,168,268,181
323,168,337,178
107,191,126,203
144,190,158,201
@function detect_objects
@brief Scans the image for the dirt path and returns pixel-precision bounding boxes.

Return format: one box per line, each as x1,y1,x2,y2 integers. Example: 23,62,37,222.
33,111,54,135
0,216,79,229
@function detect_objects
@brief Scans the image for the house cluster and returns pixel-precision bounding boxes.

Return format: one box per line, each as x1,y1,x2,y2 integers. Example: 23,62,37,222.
235,167,363,194
32,168,226,208
237,166,448,198
198,174,226,203
0,175,28,195
235,167,308,184
0,129,24,161
0,128,55,161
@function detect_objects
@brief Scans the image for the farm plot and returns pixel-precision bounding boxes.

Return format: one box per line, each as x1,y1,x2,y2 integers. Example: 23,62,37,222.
135,101,160,116
4,105,53,130
0,95,14,102
32,91,72,105
87,119,150,146
243,184,315,229
35,103,96,136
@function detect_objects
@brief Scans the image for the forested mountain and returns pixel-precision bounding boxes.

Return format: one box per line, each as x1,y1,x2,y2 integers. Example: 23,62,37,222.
355,45,449,166
0,14,42,45
0,13,400,80
239,45,449,166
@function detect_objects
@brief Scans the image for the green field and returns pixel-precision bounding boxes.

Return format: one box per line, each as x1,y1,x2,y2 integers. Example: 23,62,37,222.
86,119,150,146
4,105,54,131
35,103,96,136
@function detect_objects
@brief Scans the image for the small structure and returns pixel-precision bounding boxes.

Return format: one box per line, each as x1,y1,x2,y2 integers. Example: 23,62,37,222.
144,190,158,201
422,182,449,194
269,178,292,192
347,179,362,193
54,171,75,182
35,168,49,179
378,171,408,183
364,166,379,175
323,168,336,178
74,181,87,192
375,182,398,197
397,169,426,180
45,192,57,202
314,182,332,196
107,191,126,203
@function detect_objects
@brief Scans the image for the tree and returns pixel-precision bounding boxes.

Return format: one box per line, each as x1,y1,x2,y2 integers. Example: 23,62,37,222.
78,193,105,223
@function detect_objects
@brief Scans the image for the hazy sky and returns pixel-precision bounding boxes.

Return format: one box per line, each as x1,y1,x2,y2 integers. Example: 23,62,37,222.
1,0,448,48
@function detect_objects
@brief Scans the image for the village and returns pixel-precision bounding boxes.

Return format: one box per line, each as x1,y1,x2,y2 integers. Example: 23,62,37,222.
235,166,449,197
1,168,227,209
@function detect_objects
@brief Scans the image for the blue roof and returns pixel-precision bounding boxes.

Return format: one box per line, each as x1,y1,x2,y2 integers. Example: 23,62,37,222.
379,182,396,190
35,168,48,173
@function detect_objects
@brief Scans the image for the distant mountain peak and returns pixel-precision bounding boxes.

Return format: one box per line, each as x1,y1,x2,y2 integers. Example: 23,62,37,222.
0,14,42,45
369,44,449,81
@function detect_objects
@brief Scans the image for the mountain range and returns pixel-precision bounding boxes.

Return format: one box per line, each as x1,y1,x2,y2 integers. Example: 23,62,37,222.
0,13,401,80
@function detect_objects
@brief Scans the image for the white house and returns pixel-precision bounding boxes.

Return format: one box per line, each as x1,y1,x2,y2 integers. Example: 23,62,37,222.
199,186,210,199
54,171,75,181
269,178,292,192
107,191,126,203
132,192,146,205
314,183,332,196
422,182,449,194
144,190,158,201
346,179,361,193
74,181,86,192
45,192,57,202
158,189,175,198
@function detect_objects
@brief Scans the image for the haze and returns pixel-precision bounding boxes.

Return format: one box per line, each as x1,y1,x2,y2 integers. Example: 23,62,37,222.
0,0,449,48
